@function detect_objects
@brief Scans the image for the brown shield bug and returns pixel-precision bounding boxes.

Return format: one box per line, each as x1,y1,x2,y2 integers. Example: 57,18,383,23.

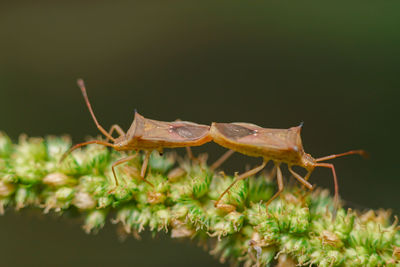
61,79,212,187
210,122,367,209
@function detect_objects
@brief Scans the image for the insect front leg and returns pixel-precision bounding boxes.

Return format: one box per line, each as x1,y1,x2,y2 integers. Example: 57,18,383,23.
214,160,267,208
264,163,284,208
106,124,125,142
288,166,313,190
314,162,339,210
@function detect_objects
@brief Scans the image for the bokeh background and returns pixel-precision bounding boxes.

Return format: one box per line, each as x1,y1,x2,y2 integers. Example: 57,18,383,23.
1,1,399,266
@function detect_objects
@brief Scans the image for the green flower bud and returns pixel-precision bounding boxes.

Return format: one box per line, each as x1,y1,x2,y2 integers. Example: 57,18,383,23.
73,191,96,210
256,218,279,243
171,203,189,219
0,180,15,197
45,135,71,161
0,198,10,214
150,206,171,232
170,222,194,238
15,135,47,162
97,196,113,208
0,132,13,157
186,201,209,231
210,174,248,209
191,171,211,199
111,186,133,203
83,210,107,234
43,172,70,187
245,202,268,226
56,187,75,202
247,174,275,203
15,186,38,209
209,211,244,239
148,151,175,174
147,191,166,205
392,246,400,263
167,167,186,182
135,207,152,232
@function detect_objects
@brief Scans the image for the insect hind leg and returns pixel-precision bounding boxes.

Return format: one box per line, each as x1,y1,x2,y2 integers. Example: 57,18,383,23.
210,150,235,171
264,163,284,208
214,160,267,208
185,147,196,161
139,151,154,187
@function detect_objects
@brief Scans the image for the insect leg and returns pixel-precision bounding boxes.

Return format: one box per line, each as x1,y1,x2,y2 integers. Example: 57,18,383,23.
185,147,196,161
140,150,152,180
210,150,235,171
214,160,267,208
264,163,284,207
288,167,313,190
303,170,313,181
106,124,125,142
185,147,206,165
111,154,138,186
268,164,277,178
314,163,339,210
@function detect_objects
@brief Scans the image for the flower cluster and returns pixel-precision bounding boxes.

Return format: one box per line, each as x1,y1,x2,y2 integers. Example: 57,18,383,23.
0,132,399,266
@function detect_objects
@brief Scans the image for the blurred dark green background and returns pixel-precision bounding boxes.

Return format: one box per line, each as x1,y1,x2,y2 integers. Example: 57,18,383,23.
1,1,399,266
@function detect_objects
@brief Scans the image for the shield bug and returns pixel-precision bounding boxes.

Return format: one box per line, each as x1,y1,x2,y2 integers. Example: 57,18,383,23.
61,79,212,187
210,122,367,209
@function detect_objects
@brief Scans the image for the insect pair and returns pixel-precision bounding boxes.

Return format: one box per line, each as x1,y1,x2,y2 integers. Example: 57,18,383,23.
62,79,367,209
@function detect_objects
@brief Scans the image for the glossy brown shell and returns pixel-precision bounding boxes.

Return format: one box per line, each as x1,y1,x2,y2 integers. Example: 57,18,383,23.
210,122,305,164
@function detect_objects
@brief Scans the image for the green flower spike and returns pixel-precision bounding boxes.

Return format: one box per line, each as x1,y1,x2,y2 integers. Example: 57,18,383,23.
0,131,399,266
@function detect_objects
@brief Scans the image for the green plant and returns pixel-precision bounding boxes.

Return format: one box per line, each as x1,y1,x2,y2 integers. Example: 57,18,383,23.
0,132,399,266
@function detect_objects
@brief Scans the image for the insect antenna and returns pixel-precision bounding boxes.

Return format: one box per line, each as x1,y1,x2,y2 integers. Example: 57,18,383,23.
315,150,368,162
77,79,116,142
60,140,116,162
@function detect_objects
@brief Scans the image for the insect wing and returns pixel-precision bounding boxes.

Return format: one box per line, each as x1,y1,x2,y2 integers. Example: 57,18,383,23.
141,118,211,144
213,123,298,151
239,126,294,151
